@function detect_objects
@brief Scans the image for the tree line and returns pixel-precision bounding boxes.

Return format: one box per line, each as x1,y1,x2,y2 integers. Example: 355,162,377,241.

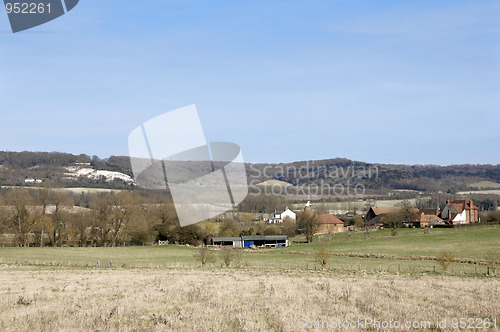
0,188,318,247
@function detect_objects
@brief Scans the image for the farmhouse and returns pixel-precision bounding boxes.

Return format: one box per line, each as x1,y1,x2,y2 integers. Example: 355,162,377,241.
268,208,296,224
314,214,345,234
212,235,289,248
411,212,445,228
440,200,479,224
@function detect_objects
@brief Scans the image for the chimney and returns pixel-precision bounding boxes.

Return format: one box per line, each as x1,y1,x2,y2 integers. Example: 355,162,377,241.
446,200,450,204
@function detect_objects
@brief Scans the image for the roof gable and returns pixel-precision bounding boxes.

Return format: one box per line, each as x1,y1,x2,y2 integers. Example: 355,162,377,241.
315,214,344,224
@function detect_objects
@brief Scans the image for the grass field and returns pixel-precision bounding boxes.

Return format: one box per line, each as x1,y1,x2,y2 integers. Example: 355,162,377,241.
0,226,498,274
290,198,430,211
0,227,499,331
469,181,500,189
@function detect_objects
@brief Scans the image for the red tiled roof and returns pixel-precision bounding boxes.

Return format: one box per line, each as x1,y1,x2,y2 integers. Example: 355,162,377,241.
370,207,420,216
416,213,444,223
315,214,344,224
446,200,479,213
451,203,464,214
422,209,440,216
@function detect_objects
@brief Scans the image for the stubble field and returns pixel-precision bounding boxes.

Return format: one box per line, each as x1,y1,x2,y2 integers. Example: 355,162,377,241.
0,265,499,331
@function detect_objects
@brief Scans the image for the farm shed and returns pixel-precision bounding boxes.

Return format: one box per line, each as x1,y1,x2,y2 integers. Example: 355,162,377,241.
241,235,288,248
211,237,243,248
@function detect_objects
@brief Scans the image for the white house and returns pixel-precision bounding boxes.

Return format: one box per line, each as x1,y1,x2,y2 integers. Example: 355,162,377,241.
24,178,42,184
440,200,479,224
268,208,297,224
280,208,297,222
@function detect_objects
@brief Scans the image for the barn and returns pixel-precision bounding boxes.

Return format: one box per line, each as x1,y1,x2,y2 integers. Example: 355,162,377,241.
211,237,243,248
211,235,289,248
241,235,288,248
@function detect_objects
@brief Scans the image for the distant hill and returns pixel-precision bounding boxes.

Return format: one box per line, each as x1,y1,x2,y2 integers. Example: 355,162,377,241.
246,159,500,195
0,151,133,189
0,151,499,194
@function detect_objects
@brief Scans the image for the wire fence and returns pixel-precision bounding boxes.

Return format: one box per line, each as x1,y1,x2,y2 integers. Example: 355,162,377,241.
0,257,497,277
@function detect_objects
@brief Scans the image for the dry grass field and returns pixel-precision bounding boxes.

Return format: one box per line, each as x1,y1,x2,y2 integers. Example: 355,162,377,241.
0,265,499,331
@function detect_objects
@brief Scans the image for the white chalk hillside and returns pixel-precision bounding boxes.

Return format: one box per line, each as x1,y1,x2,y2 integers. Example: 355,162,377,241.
64,165,134,184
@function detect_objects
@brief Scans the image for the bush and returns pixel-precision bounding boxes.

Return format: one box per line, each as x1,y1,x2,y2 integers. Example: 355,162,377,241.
437,250,454,272
485,251,499,276
315,244,330,269
220,247,235,267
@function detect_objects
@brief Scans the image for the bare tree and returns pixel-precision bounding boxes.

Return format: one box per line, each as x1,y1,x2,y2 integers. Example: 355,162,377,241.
35,183,50,246
111,191,137,246
194,247,215,267
0,197,9,239
51,190,73,246
485,251,499,276
220,247,235,267
298,208,318,243
90,194,115,246
382,208,419,236
280,216,297,237
6,189,35,246
68,211,91,247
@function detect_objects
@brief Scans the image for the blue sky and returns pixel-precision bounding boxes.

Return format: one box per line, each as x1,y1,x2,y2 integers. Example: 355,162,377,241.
0,0,499,165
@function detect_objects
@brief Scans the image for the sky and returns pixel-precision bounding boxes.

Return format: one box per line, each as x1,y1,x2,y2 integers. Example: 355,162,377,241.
0,0,499,165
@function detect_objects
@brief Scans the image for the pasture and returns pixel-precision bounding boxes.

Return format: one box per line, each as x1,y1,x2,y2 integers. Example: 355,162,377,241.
0,226,499,331
0,226,499,274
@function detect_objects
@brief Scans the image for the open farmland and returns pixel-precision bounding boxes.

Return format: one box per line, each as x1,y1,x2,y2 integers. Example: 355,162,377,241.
0,227,499,331
1,226,498,269
0,266,499,331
